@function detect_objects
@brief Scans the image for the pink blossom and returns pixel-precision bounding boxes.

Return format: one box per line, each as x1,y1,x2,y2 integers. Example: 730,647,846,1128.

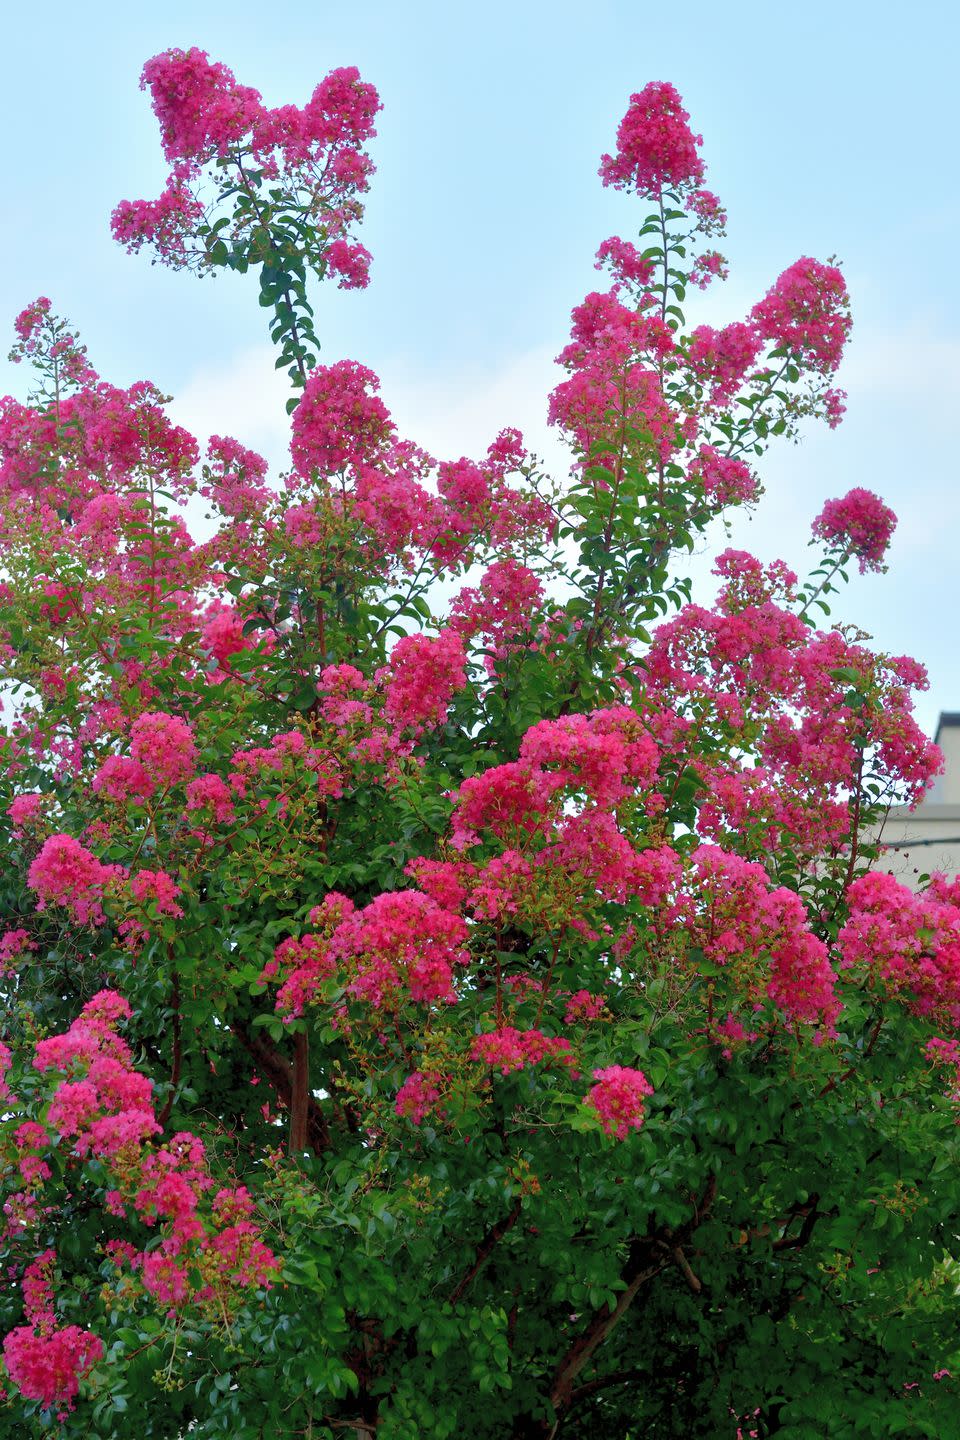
290,360,394,477
686,188,727,231
139,47,264,165
564,990,608,1023
383,628,467,730
201,602,251,667
0,927,36,975
3,1324,104,1411
185,773,235,825
129,711,198,787
325,238,373,289
688,446,759,507
0,1040,13,1104
129,869,184,918
111,180,204,266
92,754,156,804
471,1027,574,1075
587,1066,654,1138
691,250,729,289
7,793,44,832
687,324,762,405
594,236,655,287
751,257,851,374
811,488,897,573
599,82,705,195
27,834,120,928
331,890,468,1009
142,1252,190,1306
395,1072,442,1124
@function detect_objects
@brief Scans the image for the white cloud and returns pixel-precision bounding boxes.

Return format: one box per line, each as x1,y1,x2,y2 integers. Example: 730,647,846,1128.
167,344,291,474
167,340,571,481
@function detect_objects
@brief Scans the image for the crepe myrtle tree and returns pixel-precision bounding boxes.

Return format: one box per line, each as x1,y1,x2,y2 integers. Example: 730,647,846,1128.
0,49,956,1440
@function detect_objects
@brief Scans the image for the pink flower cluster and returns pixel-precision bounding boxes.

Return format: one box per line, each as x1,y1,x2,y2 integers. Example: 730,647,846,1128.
8,297,98,392
395,1071,443,1124
129,711,198,787
286,366,552,581
138,47,263,165
452,708,660,849
0,927,35,975
595,236,655,287
687,323,762,406
267,890,468,1016
3,1317,104,1414
686,846,841,1031
811,487,897,573
599,81,705,195
451,558,545,669
471,1026,574,1075
128,868,184,917
0,992,279,1410
7,792,44,832
184,772,236,826
110,180,204,267
290,360,394,476
383,628,467,730
549,287,682,467
644,549,939,854
751,257,851,374
840,872,960,1025
201,434,270,520
112,48,380,280
333,891,468,1008
266,933,337,1018
27,834,121,928
587,1066,654,1139
688,446,759,508
201,602,253,669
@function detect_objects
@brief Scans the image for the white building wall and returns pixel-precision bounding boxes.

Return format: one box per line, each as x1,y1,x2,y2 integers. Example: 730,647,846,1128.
875,714,960,887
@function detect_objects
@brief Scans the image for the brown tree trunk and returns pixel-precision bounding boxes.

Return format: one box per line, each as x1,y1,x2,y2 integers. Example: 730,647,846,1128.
289,1028,310,1155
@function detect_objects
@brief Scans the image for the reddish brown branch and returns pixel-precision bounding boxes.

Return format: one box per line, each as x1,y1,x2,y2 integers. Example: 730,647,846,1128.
547,1173,717,1424
772,1193,822,1252
289,1029,310,1155
448,1199,523,1303
230,1020,330,1153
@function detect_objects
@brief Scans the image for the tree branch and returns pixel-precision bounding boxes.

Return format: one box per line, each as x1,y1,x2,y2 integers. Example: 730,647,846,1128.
448,1199,523,1304
230,1019,330,1153
290,1029,310,1155
547,1173,717,1421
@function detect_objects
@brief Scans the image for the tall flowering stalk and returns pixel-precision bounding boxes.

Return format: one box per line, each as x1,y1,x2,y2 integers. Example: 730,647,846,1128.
0,54,956,1440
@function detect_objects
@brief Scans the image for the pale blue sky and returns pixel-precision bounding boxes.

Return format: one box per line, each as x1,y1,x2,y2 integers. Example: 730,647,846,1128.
2,1,958,734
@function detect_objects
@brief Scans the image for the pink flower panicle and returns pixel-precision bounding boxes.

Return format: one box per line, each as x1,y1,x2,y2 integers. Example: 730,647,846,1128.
27,835,121,928
1,991,280,1390
112,49,381,287
129,711,198,787
7,793,44,832
587,1066,654,1138
470,1027,574,1075
3,1322,104,1413
751,257,851,374
395,1072,442,1124
811,488,897,573
599,82,705,197
290,360,394,477
332,891,468,1010
139,47,264,165
382,629,467,731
